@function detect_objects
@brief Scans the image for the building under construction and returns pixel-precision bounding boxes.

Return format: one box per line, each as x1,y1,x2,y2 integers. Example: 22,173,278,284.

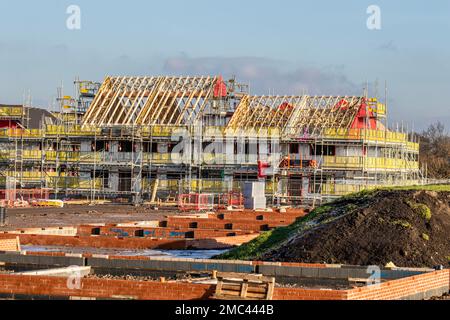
0,76,423,207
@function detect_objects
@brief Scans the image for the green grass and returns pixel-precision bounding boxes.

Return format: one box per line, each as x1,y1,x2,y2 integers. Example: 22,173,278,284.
216,227,290,260
416,204,432,221
407,201,432,221
381,184,450,192
392,220,412,228
306,205,332,220
338,188,377,201
216,205,333,260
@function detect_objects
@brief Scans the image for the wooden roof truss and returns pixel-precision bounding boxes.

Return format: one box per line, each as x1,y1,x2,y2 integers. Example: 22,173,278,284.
82,76,218,127
226,96,304,134
227,95,364,138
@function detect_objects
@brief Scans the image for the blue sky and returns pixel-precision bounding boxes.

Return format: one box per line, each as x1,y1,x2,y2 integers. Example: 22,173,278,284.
0,0,449,130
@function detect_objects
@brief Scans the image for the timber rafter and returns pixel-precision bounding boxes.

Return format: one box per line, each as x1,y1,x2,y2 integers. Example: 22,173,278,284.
82,76,218,127
226,95,365,138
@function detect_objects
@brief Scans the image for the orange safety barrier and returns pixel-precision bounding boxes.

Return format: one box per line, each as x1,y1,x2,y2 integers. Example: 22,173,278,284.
217,192,244,209
178,193,215,212
0,189,50,208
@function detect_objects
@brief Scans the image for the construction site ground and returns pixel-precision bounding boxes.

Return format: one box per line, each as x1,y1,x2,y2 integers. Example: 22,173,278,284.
0,187,449,300
0,205,172,231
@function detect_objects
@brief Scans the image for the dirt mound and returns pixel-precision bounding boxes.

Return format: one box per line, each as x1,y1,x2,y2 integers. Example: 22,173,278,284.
219,188,450,268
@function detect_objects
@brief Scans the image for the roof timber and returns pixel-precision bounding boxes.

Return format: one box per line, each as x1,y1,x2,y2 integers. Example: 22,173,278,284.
82,76,218,127
226,95,365,138
82,76,365,138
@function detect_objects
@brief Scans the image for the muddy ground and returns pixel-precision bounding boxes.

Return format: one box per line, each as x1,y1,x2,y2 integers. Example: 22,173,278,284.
262,190,450,268
0,205,177,231
220,189,450,268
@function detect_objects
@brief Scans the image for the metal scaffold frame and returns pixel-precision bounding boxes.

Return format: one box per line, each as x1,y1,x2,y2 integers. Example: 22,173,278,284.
0,75,425,207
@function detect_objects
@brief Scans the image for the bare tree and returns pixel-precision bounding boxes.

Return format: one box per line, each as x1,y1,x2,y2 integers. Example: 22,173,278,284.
418,122,450,179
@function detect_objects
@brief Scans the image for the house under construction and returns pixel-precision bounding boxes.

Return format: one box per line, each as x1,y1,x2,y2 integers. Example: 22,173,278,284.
0,76,423,206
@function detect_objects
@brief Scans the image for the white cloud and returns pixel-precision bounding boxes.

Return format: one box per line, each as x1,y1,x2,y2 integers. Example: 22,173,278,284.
163,55,360,96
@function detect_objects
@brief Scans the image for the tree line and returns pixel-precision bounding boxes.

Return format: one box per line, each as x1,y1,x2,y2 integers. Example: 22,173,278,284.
417,122,450,179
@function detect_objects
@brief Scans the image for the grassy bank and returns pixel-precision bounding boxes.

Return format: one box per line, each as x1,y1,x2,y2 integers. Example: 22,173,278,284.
382,184,450,192
215,205,332,260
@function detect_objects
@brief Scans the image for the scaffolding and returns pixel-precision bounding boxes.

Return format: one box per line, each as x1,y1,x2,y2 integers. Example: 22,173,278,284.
0,76,424,207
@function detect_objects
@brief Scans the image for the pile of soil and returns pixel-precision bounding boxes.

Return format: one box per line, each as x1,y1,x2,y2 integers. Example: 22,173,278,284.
223,189,450,268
